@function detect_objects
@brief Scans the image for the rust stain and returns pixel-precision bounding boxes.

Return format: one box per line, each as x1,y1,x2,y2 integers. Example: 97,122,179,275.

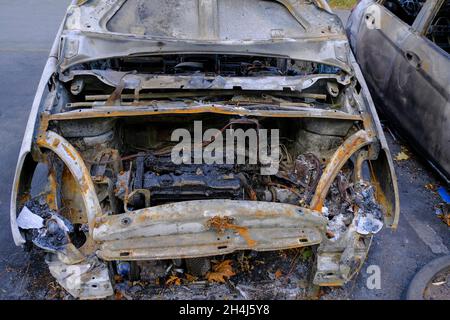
62,144,77,161
60,167,88,223
76,174,92,195
51,138,60,148
253,210,269,219
206,216,257,247
319,281,343,287
19,192,31,205
48,105,363,122
136,213,151,224
369,167,392,218
46,170,59,210
311,131,371,212
313,203,323,212
46,193,56,210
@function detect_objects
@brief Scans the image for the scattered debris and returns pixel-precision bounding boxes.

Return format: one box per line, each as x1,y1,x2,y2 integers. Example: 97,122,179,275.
354,183,384,235
432,280,447,286
114,290,124,300
425,183,438,192
206,260,236,283
16,207,44,230
235,285,250,299
23,197,78,256
166,275,182,286
435,204,450,226
355,215,383,235
435,187,450,226
274,269,283,279
324,178,384,240
47,255,114,299
185,274,198,283
386,126,398,142
394,150,410,161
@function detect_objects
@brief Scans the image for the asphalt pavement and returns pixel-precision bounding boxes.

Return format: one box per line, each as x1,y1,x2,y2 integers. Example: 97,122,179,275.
0,1,447,300
0,0,71,299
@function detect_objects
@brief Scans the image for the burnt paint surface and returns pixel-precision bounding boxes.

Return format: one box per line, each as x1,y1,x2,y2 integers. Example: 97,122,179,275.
347,0,450,182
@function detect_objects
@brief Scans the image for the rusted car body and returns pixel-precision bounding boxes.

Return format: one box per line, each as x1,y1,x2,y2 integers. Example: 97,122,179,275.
11,0,399,299
347,0,450,183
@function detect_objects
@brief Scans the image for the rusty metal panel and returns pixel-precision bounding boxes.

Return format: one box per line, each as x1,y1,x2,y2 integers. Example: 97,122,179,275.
94,200,327,260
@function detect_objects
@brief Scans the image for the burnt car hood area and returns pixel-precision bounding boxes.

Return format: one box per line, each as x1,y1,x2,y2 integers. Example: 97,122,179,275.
9,0,401,300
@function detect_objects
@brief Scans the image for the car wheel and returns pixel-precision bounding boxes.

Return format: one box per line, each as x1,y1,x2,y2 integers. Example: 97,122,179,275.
406,255,450,300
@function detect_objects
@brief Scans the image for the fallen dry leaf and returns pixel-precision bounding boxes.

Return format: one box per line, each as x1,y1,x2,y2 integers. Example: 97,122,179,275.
165,275,181,286
442,214,450,227
274,269,283,279
394,151,409,161
436,204,450,226
206,260,236,283
185,274,198,283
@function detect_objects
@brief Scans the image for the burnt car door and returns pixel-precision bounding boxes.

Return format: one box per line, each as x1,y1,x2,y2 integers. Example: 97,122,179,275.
384,0,450,180
347,0,415,109
348,0,449,181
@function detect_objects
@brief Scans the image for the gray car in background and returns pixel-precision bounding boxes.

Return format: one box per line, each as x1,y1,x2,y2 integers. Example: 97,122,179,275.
347,0,450,183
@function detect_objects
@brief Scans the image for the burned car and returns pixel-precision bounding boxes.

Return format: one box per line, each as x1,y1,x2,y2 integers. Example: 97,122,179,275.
347,0,450,183
11,0,399,299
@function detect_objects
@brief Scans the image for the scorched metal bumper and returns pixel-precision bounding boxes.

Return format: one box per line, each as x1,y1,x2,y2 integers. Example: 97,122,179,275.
93,200,328,261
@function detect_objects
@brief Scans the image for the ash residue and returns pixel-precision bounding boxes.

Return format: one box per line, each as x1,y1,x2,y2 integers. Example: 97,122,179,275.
323,172,355,240
324,176,384,240
353,183,384,235
24,196,53,220
22,196,74,253
113,249,316,300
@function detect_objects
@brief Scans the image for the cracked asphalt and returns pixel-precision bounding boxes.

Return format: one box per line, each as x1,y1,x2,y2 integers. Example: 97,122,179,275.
0,1,448,300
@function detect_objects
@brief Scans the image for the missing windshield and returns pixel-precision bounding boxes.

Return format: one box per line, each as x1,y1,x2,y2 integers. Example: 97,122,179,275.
70,54,342,77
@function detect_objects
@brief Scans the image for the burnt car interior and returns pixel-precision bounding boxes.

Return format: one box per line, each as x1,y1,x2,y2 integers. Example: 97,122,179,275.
426,0,450,53
51,54,371,237
64,54,342,108
80,55,341,76
384,0,426,25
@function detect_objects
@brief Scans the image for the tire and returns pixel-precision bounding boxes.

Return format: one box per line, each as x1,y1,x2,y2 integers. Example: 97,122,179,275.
406,255,450,300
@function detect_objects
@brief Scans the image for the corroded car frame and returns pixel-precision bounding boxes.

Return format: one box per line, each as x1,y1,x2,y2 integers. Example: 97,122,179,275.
11,0,399,299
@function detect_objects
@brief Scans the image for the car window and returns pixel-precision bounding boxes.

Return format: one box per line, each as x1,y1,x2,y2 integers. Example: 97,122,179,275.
425,0,450,53
383,0,426,25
